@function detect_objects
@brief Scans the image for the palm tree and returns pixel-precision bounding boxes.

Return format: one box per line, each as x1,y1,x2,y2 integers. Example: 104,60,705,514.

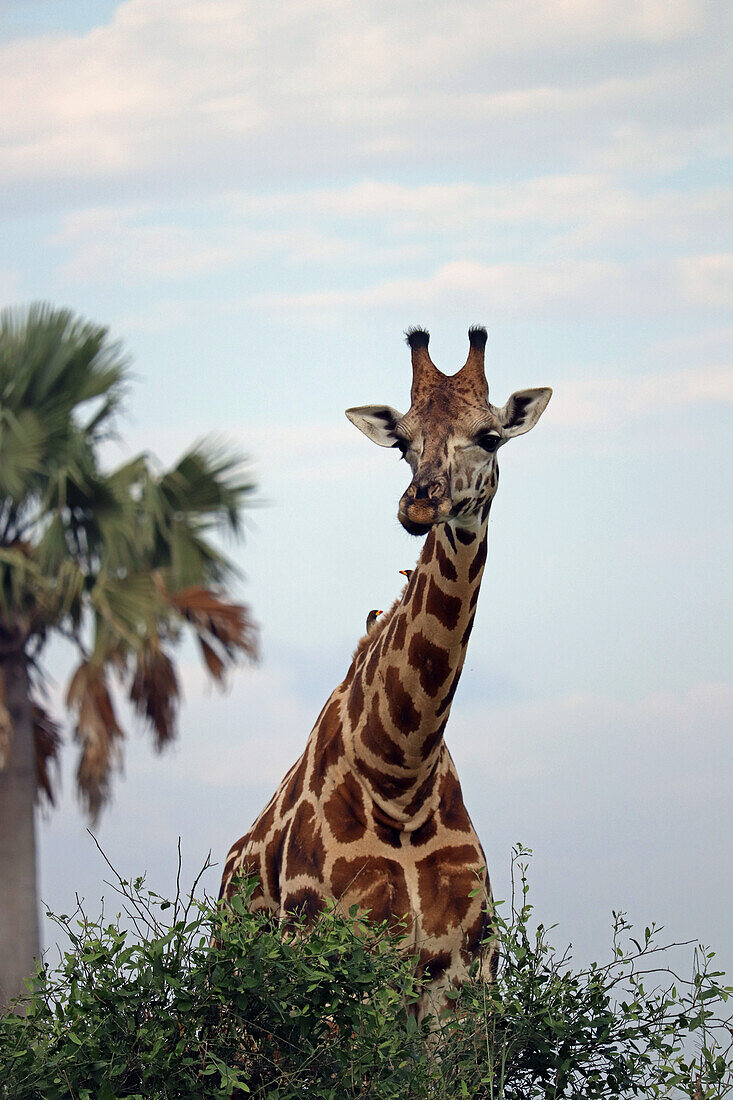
0,303,258,1008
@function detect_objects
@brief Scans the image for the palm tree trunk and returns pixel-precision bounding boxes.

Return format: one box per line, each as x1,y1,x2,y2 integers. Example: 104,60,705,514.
0,656,40,1011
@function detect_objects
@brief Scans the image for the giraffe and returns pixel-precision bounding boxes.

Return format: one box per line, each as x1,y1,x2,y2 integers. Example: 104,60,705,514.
220,326,551,1018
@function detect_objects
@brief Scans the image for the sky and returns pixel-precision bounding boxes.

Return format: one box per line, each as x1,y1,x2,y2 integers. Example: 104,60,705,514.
1,0,731,980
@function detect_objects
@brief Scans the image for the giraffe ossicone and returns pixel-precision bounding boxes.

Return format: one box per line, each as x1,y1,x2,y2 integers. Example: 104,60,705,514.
220,327,551,1019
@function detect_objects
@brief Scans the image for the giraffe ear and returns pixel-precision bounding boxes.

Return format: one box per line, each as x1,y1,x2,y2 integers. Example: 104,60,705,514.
495,388,552,438
345,405,405,448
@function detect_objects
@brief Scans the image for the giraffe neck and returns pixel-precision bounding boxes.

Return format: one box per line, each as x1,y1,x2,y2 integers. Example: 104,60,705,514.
342,514,489,824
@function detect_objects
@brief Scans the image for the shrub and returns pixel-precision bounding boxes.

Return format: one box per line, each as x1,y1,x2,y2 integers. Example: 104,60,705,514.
438,848,733,1098
1,846,730,1098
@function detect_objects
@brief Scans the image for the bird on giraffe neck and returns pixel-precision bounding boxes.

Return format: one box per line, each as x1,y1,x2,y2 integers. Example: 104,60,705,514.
365,608,383,633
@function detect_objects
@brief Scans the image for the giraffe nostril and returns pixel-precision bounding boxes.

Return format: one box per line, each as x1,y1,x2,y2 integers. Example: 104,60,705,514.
411,481,444,502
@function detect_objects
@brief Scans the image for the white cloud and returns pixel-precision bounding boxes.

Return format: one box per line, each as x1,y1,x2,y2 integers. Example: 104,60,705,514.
677,254,733,310
555,364,733,427
231,176,732,252
0,0,728,196
54,206,362,285
246,255,732,318
50,176,731,293
60,220,236,283
647,325,733,367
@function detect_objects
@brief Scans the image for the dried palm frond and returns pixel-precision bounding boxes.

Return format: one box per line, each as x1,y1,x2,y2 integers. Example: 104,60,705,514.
129,639,180,749
66,660,125,822
168,585,258,679
32,702,62,807
198,636,226,681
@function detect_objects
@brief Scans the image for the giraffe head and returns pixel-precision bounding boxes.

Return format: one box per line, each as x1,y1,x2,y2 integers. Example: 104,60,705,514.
346,327,552,535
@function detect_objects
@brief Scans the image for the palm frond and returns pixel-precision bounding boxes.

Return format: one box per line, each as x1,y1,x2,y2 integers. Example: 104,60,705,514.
198,636,226,681
32,702,62,807
90,571,161,653
140,439,256,587
163,437,257,537
66,660,125,822
129,638,180,749
168,585,258,677
0,408,47,498
0,303,128,448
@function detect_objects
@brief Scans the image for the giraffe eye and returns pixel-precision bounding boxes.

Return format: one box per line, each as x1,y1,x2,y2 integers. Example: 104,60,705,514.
393,436,410,457
476,433,501,453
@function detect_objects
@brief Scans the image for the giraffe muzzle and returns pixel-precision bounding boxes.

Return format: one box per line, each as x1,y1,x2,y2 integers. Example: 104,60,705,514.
398,482,452,535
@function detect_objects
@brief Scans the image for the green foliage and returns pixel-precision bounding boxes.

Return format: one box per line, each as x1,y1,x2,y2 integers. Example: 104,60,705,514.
1,848,730,1099
438,847,733,1098
0,863,427,1100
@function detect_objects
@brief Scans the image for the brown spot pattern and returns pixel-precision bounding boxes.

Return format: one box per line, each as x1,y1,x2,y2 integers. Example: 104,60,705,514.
436,669,461,717
425,575,462,631
372,803,403,838
373,817,403,849
407,631,451,697
324,771,368,843
281,761,304,811
393,613,407,650
331,855,410,927
285,803,326,882
356,755,415,800
310,700,344,798
419,948,452,981
435,539,458,582
282,886,326,922
362,692,406,766
439,769,472,832
250,799,277,843
416,845,482,936
460,610,476,647
420,717,448,760
265,831,284,902
403,769,439,817
347,675,364,728
384,665,421,734
468,538,488,583
365,644,380,687
384,614,399,648
461,906,491,962
455,527,476,545
412,572,427,615
410,815,438,847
